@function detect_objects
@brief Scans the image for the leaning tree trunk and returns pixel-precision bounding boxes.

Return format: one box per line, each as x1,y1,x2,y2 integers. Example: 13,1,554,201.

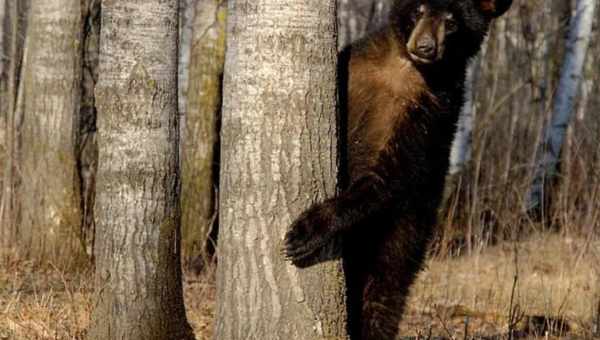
18,0,85,265
86,1,194,339
526,0,597,215
180,0,227,267
215,1,348,339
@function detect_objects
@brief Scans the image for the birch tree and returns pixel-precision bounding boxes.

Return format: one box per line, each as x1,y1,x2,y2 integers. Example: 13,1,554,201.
86,1,194,339
215,0,348,339
526,0,597,215
449,57,479,175
18,0,85,264
181,0,227,267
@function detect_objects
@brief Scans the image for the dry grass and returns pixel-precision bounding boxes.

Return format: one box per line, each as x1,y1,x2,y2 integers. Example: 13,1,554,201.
0,250,216,340
2,233,598,339
402,232,600,338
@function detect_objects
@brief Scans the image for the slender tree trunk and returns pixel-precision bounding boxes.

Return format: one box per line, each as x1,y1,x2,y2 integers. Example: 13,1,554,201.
215,0,348,339
526,0,597,215
181,0,227,267
449,56,479,175
178,0,197,119
17,0,85,264
0,0,27,249
0,0,5,83
0,0,6,237
86,1,194,339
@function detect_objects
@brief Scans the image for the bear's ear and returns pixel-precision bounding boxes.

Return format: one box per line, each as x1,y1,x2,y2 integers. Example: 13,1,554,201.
478,0,513,18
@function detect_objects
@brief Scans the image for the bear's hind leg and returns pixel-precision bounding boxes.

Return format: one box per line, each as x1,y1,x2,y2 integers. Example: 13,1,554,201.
360,274,409,340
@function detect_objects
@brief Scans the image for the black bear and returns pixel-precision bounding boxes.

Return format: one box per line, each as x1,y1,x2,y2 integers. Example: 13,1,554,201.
284,0,512,339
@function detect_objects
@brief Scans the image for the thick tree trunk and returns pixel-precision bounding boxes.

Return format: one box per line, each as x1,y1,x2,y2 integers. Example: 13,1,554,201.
86,1,194,339
17,0,85,264
180,0,227,267
215,0,348,339
526,0,597,215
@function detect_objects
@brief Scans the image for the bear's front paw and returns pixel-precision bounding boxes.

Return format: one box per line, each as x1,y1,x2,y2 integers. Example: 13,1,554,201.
284,203,337,266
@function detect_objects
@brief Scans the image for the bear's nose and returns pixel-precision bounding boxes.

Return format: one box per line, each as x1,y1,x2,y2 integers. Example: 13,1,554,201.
416,37,436,58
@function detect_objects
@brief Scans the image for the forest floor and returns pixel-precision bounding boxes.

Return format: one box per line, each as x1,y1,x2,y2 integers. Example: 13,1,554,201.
0,232,599,340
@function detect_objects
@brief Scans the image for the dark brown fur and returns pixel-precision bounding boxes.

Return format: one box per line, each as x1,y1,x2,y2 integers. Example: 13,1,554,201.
285,1,513,339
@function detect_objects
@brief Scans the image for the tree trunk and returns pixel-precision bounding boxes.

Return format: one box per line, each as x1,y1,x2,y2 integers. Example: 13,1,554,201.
0,0,27,249
17,0,85,264
0,0,6,188
180,0,227,268
86,1,194,339
449,57,479,176
526,0,597,215
178,0,197,119
215,0,348,339
0,0,5,83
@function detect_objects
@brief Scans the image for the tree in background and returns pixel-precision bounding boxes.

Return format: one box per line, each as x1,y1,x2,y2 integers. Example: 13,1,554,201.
338,0,390,49
179,0,198,118
77,0,101,259
17,0,85,264
181,0,227,269
87,0,194,338
0,0,28,251
526,0,597,217
215,0,348,338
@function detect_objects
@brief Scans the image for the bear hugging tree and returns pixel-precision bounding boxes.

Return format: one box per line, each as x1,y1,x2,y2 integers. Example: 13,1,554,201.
284,0,513,339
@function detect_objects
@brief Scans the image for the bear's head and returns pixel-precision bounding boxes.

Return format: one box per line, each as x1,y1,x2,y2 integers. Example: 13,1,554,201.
391,0,513,65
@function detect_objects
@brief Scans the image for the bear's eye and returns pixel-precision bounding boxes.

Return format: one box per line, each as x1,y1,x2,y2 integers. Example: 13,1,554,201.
445,14,458,34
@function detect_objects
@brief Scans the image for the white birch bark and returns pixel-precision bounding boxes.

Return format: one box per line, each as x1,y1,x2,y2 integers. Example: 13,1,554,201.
449,56,479,175
526,0,597,213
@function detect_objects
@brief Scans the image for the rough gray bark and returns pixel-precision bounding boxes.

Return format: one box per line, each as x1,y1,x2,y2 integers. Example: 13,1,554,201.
17,0,85,264
215,0,348,339
87,1,194,339
180,0,226,266
526,0,597,214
